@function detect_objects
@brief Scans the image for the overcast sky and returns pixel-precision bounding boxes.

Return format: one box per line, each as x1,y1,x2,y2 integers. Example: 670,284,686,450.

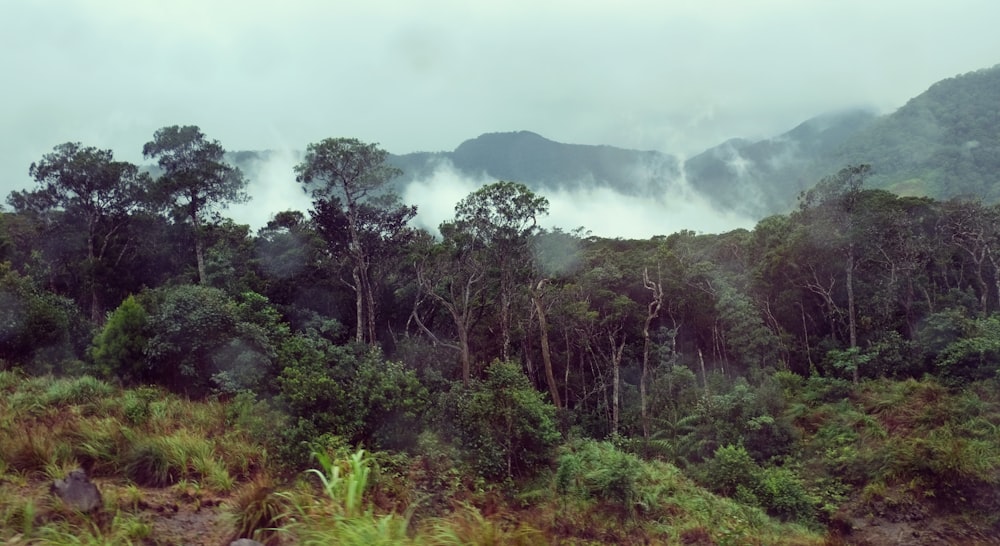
2,0,998,235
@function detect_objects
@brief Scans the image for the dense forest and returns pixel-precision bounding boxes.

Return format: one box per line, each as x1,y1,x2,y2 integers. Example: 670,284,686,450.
1,126,999,545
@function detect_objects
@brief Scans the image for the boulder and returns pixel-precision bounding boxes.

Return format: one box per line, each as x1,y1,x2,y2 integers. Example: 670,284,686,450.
51,468,102,512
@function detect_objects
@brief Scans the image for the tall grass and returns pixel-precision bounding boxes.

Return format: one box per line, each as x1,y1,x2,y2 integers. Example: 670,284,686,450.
283,449,416,546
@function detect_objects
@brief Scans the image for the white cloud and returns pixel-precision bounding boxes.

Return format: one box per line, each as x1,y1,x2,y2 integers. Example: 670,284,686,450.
399,159,755,239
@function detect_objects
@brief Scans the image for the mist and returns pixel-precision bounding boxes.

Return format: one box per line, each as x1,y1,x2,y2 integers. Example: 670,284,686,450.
225,149,310,231
225,152,755,240
401,159,756,239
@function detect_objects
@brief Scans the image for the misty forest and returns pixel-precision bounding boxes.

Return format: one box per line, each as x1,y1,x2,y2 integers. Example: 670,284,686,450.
3,66,1000,546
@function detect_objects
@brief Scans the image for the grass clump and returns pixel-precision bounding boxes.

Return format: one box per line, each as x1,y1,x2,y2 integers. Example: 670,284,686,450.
228,474,288,546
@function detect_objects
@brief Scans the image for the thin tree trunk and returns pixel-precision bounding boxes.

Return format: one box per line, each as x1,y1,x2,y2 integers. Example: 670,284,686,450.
847,243,858,383
88,218,102,324
361,262,377,345
533,280,561,408
641,267,663,439
610,332,625,437
698,348,709,396
352,265,364,344
192,212,207,284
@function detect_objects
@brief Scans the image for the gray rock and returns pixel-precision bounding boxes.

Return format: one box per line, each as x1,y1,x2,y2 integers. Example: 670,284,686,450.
229,540,265,546
51,468,102,512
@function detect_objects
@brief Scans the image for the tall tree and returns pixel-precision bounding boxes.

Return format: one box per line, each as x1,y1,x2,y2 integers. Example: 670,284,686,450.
143,126,248,284
413,221,487,386
295,138,404,345
798,164,869,382
10,142,148,322
453,181,549,362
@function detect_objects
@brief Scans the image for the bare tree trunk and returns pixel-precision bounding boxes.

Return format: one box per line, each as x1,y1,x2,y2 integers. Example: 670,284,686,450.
698,348,709,396
846,243,858,383
352,265,364,344
641,267,663,439
87,218,102,324
533,280,561,408
362,263,377,345
193,214,207,285
610,332,626,437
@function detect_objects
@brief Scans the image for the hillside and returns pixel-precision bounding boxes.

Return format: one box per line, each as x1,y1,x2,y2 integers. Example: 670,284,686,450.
816,64,1000,201
682,109,877,215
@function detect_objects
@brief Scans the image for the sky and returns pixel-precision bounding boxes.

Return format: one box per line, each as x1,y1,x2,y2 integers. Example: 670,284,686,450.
2,0,999,237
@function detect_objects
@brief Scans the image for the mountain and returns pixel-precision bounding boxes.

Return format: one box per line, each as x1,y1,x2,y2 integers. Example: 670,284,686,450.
815,64,1000,202
387,111,878,218
391,131,682,197
226,63,1000,225
682,108,878,215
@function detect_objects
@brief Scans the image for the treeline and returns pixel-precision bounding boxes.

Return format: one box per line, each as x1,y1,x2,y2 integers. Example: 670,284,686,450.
3,127,1000,477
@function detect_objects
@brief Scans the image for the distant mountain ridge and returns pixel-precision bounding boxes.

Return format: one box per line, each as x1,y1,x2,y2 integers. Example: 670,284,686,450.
390,131,682,197
230,63,1000,221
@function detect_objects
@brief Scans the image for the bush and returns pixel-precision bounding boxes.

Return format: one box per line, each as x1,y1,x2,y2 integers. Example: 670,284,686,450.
0,263,83,370
89,294,150,383
556,440,645,518
277,339,427,459
701,444,758,497
756,466,815,522
446,361,560,479
143,285,240,395
701,444,817,523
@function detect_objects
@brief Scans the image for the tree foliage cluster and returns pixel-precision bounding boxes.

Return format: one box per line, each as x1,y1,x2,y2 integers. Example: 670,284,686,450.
4,129,1000,534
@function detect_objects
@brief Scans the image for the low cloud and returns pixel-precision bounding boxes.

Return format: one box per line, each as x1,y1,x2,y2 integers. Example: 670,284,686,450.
225,149,310,230
401,159,756,239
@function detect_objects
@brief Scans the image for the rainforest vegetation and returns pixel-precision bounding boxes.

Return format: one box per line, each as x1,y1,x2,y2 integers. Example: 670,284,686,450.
1,127,999,545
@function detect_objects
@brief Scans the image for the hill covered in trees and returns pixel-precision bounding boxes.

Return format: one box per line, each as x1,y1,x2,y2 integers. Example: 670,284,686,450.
3,102,1000,542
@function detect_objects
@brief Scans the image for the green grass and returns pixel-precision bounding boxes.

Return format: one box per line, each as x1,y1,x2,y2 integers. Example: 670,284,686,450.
0,371,831,545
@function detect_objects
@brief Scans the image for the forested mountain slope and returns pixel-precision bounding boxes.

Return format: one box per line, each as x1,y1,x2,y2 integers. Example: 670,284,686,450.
816,64,1000,201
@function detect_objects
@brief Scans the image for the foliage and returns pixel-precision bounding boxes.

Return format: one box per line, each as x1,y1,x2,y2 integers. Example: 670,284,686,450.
88,294,149,382
445,361,560,479
935,313,1000,383
701,444,817,523
0,262,82,371
277,339,427,463
143,284,240,395
555,440,644,517
143,125,248,283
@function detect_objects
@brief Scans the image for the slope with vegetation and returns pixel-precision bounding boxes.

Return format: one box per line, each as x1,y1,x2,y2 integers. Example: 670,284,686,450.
2,122,1000,544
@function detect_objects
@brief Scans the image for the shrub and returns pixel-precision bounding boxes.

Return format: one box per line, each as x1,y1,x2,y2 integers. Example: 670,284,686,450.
89,294,150,383
143,285,240,395
277,339,426,452
0,263,82,371
556,440,645,518
446,361,560,479
701,444,817,523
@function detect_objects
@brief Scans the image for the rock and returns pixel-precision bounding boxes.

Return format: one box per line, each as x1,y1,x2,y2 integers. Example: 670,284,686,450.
51,468,102,512
229,540,265,546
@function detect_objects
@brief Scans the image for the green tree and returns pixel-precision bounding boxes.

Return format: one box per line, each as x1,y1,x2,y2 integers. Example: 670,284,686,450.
449,360,560,479
89,294,149,382
10,142,149,322
412,224,487,386
453,181,549,362
295,138,406,345
143,284,240,395
0,262,80,369
277,339,426,454
798,164,870,382
143,126,248,284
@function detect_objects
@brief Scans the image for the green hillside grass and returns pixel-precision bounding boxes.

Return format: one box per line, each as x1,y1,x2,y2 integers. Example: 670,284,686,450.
0,371,824,545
